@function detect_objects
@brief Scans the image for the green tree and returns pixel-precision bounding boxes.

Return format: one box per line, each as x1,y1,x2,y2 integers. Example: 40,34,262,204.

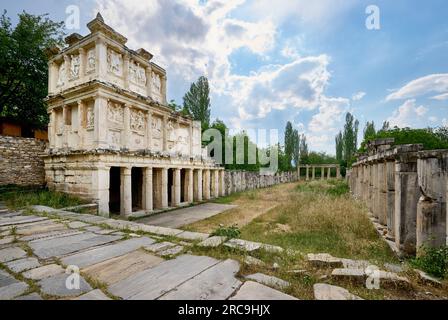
299,134,309,164
283,121,294,171
335,131,343,162
363,121,376,141
182,76,211,131
292,129,300,168
342,113,359,166
0,11,65,128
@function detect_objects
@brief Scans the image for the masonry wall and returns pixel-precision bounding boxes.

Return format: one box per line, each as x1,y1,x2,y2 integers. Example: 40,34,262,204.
224,171,298,195
0,135,47,186
348,140,448,256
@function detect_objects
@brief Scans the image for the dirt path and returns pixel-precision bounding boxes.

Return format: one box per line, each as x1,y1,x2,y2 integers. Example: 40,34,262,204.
184,182,298,233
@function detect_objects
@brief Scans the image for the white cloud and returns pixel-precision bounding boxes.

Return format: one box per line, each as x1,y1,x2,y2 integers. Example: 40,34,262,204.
387,99,428,128
386,74,448,101
352,91,366,101
431,93,448,101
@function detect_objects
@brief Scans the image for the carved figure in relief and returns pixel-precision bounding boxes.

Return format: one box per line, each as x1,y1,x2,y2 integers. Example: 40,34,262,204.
107,49,122,76
57,62,66,87
130,110,145,133
107,101,124,124
70,55,80,78
152,117,162,138
87,49,96,72
152,72,161,93
86,107,94,128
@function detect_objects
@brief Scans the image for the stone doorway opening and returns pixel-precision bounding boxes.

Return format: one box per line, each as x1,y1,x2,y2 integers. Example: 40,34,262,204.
153,168,162,210
180,169,187,203
132,167,143,212
168,168,174,207
109,167,121,215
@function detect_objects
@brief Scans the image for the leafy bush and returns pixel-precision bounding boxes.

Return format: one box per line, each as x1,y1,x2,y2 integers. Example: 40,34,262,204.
410,246,448,279
297,180,349,197
326,180,350,197
359,127,448,153
212,225,241,239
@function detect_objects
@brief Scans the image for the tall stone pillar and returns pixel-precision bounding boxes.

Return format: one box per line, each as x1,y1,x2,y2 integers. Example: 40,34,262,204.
122,104,131,148
312,167,316,180
77,100,84,148
368,164,374,213
48,109,56,149
372,162,379,218
161,168,168,208
162,115,168,152
146,66,152,97
146,112,152,149
416,154,447,252
93,166,110,217
211,170,220,198
62,105,69,148
327,167,331,179
143,167,153,212
386,161,396,236
219,170,226,197
173,168,181,207
203,169,211,200
186,169,194,203
378,161,388,225
321,167,325,180
96,37,107,79
123,54,130,90
121,167,132,217
94,95,108,148
394,150,421,255
337,166,341,179
194,169,203,202
306,166,310,181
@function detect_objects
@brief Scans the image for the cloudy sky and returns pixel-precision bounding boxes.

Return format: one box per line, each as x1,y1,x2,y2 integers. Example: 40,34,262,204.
4,0,448,154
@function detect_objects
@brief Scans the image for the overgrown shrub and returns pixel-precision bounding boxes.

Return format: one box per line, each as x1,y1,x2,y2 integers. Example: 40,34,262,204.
212,225,241,239
410,246,448,279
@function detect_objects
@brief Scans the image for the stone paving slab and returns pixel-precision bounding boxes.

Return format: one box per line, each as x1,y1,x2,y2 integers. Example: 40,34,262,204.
0,236,15,246
22,264,65,281
109,255,220,300
29,232,122,259
230,281,298,300
245,273,290,290
159,259,242,300
0,216,48,227
75,289,111,300
224,239,262,252
0,281,29,300
61,237,156,268
313,283,363,300
137,203,238,229
198,236,226,248
68,221,90,229
138,225,184,237
144,242,176,253
0,269,17,287
158,245,184,257
83,250,164,286
39,273,92,297
19,229,84,242
5,257,41,273
14,293,43,300
0,246,27,263
176,231,210,241
14,221,66,236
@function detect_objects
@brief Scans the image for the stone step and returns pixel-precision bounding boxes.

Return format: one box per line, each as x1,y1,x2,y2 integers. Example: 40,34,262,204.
245,273,290,290
331,268,411,288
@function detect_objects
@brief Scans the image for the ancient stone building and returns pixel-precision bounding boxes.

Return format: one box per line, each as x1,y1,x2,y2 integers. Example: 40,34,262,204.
44,14,224,217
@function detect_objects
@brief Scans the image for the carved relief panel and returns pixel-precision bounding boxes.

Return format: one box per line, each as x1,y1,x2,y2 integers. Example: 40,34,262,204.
129,60,147,86
107,48,123,77
70,54,80,79
56,62,66,88
86,49,96,74
151,72,162,103
151,116,163,152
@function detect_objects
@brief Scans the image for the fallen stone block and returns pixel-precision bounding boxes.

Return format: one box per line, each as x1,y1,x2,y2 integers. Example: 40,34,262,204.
313,283,363,300
198,236,226,248
159,245,184,257
244,256,265,267
245,273,290,290
307,253,344,268
230,281,298,300
331,268,366,283
224,239,262,252
176,231,210,241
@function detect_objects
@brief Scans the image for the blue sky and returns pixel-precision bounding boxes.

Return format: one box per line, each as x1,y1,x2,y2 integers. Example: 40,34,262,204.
3,0,448,154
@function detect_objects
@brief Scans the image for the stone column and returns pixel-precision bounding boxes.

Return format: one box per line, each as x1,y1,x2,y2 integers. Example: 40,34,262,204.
161,75,167,105
161,168,168,208
327,167,331,179
77,100,84,148
306,166,310,181
162,115,168,152
386,161,396,236
122,104,131,149
93,166,110,217
212,170,220,198
173,168,181,206
94,95,108,148
203,169,211,200
378,161,387,226
146,66,152,98
337,166,341,179
321,167,325,180
48,109,56,149
219,170,226,197
372,162,380,219
120,167,132,217
416,154,447,252
312,167,316,180
194,169,203,202
368,163,374,213
78,47,86,79
186,169,194,203
394,152,421,255
143,167,153,212
62,104,69,148
96,37,107,79
123,54,130,90
48,61,57,95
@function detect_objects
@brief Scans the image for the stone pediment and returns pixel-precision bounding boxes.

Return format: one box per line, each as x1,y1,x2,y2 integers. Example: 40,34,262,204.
87,13,128,45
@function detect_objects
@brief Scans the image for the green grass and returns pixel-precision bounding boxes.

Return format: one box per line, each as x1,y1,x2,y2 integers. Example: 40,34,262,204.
410,246,448,279
0,186,87,211
212,192,243,204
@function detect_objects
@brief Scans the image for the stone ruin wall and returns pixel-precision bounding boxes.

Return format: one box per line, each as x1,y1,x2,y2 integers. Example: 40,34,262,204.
0,135,47,186
348,139,448,256
224,171,298,195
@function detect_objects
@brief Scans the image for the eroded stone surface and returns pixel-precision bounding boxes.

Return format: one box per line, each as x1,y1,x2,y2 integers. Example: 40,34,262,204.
230,281,298,300
144,242,176,253
331,268,366,282
83,250,164,285
198,236,226,248
313,283,363,300
159,245,184,257
245,273,290,290
244,256,265,267
22,264,65,280
14,293,43,300
76,289,111,300
39,273,92,297
159,259,242,300
0,246,27,263
224,239,262,252
5,257,40,273
61,237,155,268
68,221,90,229
416,270,442,287
0,236,14,245
176,231,210,241
0,282,29,300
307,253,343,268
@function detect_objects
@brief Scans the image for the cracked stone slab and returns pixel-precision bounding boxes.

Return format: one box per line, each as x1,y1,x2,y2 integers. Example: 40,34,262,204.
76,289,111,300
245,273,290,290
39,273,92,297
331,268,366,282
313,283,363,300
159,259,242,300
0,236,15,245
0,281,29,300
0,247,27,263
14,293,43,300
158,245,184,257
14,221,66,236
61,237,156,268
224,239,262,252
198,236,227,248
144,242,176,253
109,255,220,300
230,281,298,300
244,256,265,267
341,259,373,269
68,221,90,229
176,231,210,241
307,253,344,268
83,250,164,286
138,225,184,237
22,264,65,281
0,216,48,227
0,269,18,287
19,229,83,242
5,257,41,273
29,232,122,259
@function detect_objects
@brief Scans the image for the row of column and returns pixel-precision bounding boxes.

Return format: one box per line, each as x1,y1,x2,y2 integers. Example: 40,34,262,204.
349,149,447,255
95,167,225,217
298,166,341,180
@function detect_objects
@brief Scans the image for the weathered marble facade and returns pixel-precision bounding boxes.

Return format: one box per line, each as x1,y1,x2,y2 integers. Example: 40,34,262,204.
348,139,448,255
224,171,298,195
44,14,223,217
